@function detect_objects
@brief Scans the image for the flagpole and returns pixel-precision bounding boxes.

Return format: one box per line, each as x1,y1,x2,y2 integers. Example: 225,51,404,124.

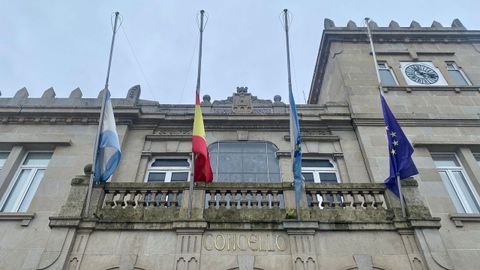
188,10,206,220
365,18,406,218
282,9,301,221
85,11,120,217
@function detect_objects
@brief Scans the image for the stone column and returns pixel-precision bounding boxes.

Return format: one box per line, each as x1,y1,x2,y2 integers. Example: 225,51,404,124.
283,221,319,270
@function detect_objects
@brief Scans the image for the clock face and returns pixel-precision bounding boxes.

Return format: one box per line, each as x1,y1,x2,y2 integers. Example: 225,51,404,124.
404,64,439,85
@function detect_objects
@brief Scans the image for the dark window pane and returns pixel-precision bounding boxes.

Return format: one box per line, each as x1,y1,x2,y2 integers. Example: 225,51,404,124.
151,159,189,167
171,172,189,182
302,159,333,168
319,173,337,183
379,69,397,86
148,172,166,182
302,172,315,182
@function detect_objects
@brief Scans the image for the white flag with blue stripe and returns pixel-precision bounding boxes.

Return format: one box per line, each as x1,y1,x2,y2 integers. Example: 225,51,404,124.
94,89,122,183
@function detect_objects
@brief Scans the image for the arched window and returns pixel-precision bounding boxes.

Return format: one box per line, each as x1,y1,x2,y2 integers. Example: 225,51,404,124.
209,141,280,182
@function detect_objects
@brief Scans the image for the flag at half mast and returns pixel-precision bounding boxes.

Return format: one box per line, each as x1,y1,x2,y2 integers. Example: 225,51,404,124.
192,90,213,182
94,89,122,183
381,94,418,196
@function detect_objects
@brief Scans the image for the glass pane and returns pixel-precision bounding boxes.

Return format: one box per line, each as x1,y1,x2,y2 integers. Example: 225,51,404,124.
448,70,469,86
319,173,338,183
0,152,9,169
244,154,267,173
18,169,45,212
147,172,166,182
452,171,480,213
23,153,52,166
379,69,397,86
151,159,189,167
438,171,465,213
218,153,242,173
302,172,315,182
218,142,242,153
171,172,189,182
433,155,459,168
242,142,265,153
1,169,32,212
302,159,333,168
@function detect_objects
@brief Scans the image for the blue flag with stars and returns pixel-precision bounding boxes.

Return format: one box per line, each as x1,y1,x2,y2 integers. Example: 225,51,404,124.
289,89,302,208
381,95,418,197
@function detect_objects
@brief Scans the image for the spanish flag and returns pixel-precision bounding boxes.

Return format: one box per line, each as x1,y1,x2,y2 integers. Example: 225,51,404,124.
192,91,213,182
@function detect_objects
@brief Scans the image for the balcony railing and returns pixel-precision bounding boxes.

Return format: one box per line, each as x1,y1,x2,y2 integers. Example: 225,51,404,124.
50,173,439,230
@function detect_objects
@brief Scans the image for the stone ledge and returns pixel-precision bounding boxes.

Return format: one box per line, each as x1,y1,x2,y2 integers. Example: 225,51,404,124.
49,216,81,228
449,213,480,227
383,85,480,93
0,212,35,226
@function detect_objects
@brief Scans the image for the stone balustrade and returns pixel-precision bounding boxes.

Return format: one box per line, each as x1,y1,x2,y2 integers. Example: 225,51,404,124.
204,183,285,210
53,177,439,230
305,183,387,210
102,183,186,209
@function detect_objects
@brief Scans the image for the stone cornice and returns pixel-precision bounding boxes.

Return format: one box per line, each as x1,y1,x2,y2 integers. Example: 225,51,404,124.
353,118,480,127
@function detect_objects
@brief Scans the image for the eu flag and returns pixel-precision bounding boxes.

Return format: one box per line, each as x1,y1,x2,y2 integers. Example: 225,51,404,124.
381,95,418,197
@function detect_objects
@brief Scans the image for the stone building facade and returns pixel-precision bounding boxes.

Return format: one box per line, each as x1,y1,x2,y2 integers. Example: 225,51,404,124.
0,19,479,270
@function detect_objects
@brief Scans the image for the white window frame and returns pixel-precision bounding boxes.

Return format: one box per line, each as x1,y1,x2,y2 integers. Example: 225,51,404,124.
377,62,399,86
0,151,52,212
301,158,341,183
446,62,472,86
432,153,480,214
144,157,191,183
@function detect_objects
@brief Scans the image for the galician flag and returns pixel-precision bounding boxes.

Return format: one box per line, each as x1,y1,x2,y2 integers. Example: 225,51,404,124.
94,89,122,183
192,90,213,182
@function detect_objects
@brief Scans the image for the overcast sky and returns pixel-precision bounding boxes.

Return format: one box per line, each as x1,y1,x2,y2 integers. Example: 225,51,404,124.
1,0,479,104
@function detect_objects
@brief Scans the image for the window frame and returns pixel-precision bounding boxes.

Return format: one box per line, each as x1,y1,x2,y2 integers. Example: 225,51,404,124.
432,152,480,214
301,158,341,184
0,151,10,170
208,141,281,183
446,62,472,86
144,157,191,183
0,151,52,212
377,61,399,86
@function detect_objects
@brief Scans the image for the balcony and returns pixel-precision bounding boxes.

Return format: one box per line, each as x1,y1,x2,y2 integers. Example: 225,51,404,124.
50,168,440,231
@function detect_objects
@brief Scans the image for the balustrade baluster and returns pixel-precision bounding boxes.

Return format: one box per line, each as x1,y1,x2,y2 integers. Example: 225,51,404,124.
159,190,167,207
240,190,248,208
104,192,115,209
170,191,178,208
372,191,384,209
272,191,280,208
261,190,268,208
311,191,320,208
115,192,125,209
363,191,374,209
219,191,227,208
320,191,329,209
342,191,353,208
351,191,363,209
207,191,216,208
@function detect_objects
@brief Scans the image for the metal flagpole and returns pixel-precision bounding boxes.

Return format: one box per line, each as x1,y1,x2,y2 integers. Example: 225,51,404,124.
188,10,206,220
85,12,121,217
365,18,406,218
282,9,301,220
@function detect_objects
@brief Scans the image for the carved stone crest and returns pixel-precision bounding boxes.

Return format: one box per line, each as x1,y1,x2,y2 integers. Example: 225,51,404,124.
232,87,253,114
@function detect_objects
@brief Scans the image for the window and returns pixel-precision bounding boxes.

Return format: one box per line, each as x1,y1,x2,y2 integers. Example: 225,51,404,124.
432,153,480,214
0,152,9,170
301,159,340,183
377,62,398,86
209,141,280,182
145,158,191,182
446,62,471,86
0,152,52,212
303,159,341,208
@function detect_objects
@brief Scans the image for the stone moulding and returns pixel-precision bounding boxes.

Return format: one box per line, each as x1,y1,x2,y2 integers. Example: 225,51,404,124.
449,213,480,227
0,212,35,226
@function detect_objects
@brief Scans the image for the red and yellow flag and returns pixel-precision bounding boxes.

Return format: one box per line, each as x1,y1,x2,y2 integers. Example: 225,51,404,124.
192,91,213,182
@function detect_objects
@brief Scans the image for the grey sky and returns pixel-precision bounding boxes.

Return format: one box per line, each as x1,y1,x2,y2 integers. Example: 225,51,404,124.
1,0,479,104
